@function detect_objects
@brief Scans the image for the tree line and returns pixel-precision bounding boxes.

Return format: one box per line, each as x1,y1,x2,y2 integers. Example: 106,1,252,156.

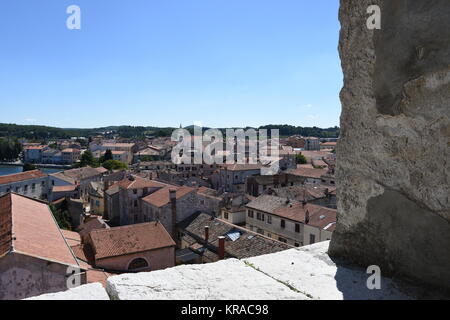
0,138,22,161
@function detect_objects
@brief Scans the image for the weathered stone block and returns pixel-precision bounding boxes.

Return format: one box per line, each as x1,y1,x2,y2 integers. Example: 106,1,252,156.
25,283,110,300
330,0,450,292
106,259,308,300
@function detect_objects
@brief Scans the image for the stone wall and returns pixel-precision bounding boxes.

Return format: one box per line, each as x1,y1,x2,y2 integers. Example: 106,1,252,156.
329,0,450,292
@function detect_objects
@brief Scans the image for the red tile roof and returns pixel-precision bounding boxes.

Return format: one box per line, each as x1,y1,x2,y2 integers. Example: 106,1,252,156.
89,222,175,260
0,170,47,186
0,193,79,266
141,186,195,208
52,185,77,192
287,167,327,179
111,176,168,191
61,229,81,247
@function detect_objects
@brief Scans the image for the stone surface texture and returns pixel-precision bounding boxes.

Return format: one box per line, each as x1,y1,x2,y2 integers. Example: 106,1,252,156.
106,258,308,300
329,0,450,292
246,242,411,300
25,283,110,300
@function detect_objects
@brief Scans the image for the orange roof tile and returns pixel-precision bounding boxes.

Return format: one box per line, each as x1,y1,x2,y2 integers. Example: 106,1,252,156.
0,170,47,186
0,193,79,266
141,186,195,208
89,222,176,260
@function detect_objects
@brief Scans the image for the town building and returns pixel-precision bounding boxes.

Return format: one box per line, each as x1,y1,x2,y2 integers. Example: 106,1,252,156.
73,222,176,273
286,167,329,185
245,195,337,247
87,181,104,216
0,170,49,200
0,193,86,300
177,212,291,264
50,166,107,199
23,145,46,163
246,173,305,197
61,148,81,164
212,164,262,193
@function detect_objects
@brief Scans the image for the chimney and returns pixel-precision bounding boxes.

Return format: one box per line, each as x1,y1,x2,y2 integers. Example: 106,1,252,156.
305,210,310,224
204,226,209,243
218,236,225,260
169,189,177,238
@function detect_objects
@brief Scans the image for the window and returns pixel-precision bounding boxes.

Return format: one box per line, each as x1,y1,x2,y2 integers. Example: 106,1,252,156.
52,180,55,186
257,228,264,235
128,258,149,271
310,234,316,244
267,215,272,224
41,181,45,186
224,212,229,220
248,210,254,218
278,237,287,243
134,200,138,207
280,219,285,229
295,224,300,233
32,183,36,190
133,189,137,195
24,185,28,193
257,212,262,221
96,200,100,207
267,233,272,238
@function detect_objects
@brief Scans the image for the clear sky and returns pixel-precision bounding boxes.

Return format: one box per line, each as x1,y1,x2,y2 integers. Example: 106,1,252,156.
0,0,342,129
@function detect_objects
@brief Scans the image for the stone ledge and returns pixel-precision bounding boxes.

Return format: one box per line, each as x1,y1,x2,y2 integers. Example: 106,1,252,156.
245,241,411,300
25,283,110,300
106,258,308,300
26,242,428,300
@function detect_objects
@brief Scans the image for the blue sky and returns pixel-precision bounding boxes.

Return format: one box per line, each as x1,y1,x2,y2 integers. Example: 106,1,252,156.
0,0,342,129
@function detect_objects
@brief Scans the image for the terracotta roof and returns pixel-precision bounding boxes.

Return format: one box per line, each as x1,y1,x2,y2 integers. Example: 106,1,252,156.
111,176,168,191
0,170,47,186
51,166,104,184
111,150,127,155
102,143,135,148
287,167,327,179
78,217,110,238
24,146,45,150
61,229,81,247
52,184,77,192
179,213,291,259
220,164,263,172
0,193,79,266
247,194,337,226
89,222,176,260
61,148,80,153
141,186,195,208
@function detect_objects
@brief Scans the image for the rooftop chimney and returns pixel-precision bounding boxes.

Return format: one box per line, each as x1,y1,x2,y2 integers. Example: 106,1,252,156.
204,226,209,243
169,189,177,239
218,236,225,260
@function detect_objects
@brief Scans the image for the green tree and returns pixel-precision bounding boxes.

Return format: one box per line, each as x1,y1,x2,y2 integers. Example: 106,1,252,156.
49,204,72,230
102,160,128,171
0,138,22,161
103,149,113,162
75,150,99,168
23,163,37,172
295,153,308,165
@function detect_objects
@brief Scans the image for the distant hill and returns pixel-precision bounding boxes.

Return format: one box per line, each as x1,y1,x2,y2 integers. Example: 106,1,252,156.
0,123,339,141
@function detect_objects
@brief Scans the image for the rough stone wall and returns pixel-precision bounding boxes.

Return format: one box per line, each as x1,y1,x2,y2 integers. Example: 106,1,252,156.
329,0,450,291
